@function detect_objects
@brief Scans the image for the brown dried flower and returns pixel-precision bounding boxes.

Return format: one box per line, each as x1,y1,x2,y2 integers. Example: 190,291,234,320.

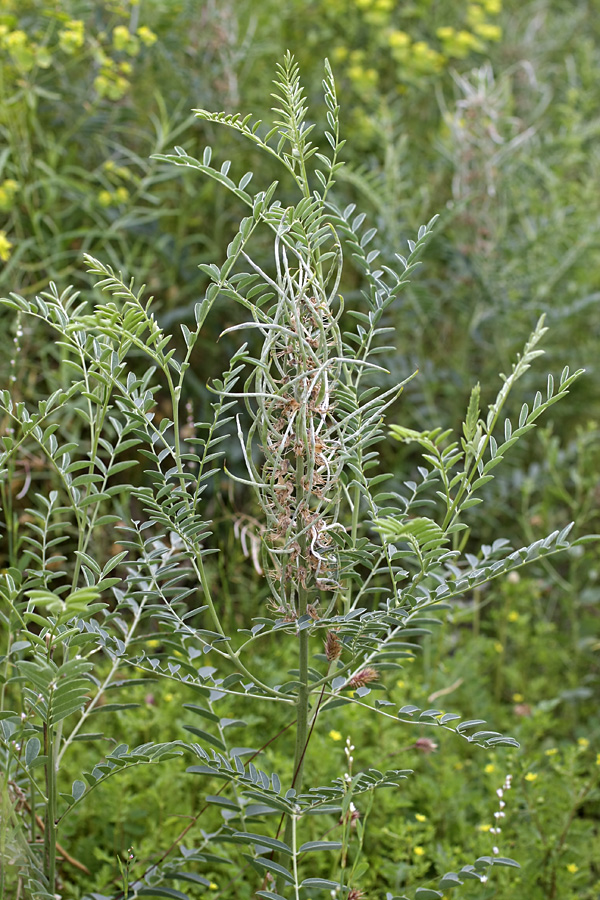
347,667,379,689
324,630,341,661
414,737,438,754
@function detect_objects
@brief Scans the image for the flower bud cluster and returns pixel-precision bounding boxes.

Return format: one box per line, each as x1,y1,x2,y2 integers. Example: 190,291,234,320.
489,773,512,854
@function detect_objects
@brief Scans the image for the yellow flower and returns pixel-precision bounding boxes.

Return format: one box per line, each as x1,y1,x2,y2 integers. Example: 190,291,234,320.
596,753,600,766
494,641,504,654
525,772,538,782
98,190,113,207
329,730,342,741
396,679,406,689
0,179,18,212
6,30,28,49
209,883,218,890
466,4,485,26
388,29,411,49
512,693,524,703
478,823,492,832
164,692,173,702
508,611,519,622
147,638,160,648
483,0,502,13
0,231,13,262
346,64,378,92
415,813,427,822
411,42,444,73
113,25,132,51
566,863,578,874
577,737,589,750
115,186,130,203
59,19,85,54
137,26,157,47
112,25,140,57
474,23,503,41
484,763,495,774
545,748,558,756
5,29,35,70
414,846,425,856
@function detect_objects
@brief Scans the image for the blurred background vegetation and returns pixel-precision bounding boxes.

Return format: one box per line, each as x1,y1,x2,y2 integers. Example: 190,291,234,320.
1,0,599,897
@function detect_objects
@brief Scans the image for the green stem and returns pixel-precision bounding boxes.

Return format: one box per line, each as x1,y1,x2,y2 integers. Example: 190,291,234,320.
291,813,300,900
44,723,57,891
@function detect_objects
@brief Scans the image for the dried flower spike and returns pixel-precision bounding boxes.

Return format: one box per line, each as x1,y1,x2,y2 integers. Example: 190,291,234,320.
347,667,379,689
325,630,342,661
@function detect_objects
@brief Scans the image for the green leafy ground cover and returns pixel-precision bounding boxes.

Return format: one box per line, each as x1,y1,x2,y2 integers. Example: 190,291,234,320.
1,1,599,898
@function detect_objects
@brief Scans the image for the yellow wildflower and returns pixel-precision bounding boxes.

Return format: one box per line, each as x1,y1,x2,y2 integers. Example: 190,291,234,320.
332,46,348,63
512,693,524,703
494,641,504,654
545,748,558,756
508,611,519,622
164,693,173,702
484,763,495,774
474,23,503,41
113,25,139,56
0,179,18,212
566,863,578,874
577,737,589,750
0,231,13,262
329,730,342,741
478,823,492,832
525,772,538,782
98,190,113,207
414,846,425,856
596,753,600,766
396,679,405,689
388,29,411,49
59,19,84,54
415,813,427,822
137,26,157,47
466,4,485,26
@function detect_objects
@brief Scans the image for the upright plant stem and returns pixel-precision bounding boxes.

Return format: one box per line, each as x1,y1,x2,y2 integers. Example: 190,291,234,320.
44,723,57,892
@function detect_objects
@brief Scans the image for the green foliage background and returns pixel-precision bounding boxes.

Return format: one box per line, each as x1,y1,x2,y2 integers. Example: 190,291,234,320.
1,1,599,898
